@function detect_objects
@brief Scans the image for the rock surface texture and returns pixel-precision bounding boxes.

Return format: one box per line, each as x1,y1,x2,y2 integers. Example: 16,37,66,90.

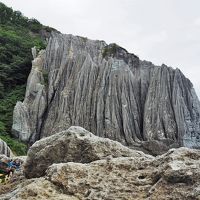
0,139,13,157
46,147,200,200
0,178,78,200
1,134,200,200
24,126,150,178
12,33,200,150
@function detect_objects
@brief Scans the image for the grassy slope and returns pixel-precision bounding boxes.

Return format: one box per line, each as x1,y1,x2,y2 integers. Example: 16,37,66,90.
0,2,55,155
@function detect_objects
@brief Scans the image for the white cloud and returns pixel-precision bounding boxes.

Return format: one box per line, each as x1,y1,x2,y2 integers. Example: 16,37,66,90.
194,17,200,27
1,0,200,98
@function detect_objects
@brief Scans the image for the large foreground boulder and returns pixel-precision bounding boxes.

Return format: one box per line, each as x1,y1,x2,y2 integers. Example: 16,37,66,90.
8,147,198,200
46,147,200,200
1,136,199,199
24,126,150,178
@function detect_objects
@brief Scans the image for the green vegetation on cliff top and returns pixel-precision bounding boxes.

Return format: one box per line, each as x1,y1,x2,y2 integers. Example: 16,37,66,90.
0,2,55,155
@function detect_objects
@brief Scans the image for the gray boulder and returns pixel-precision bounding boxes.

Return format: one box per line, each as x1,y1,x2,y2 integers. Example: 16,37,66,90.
1,138,200,199
141,139,179,156
24,126,149,178
0,178,77,200
46,147,200,200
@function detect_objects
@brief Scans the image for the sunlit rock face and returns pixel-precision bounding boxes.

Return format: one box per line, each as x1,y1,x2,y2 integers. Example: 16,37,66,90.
12,32,200,150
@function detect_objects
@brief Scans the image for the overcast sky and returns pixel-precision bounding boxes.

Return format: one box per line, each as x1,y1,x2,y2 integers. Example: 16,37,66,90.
1,0,200,97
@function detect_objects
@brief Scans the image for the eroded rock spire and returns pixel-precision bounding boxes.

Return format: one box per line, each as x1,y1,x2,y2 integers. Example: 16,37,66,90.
12,33,200,151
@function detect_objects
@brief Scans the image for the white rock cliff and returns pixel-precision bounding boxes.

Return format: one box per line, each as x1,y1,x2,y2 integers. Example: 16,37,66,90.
12,33,200,151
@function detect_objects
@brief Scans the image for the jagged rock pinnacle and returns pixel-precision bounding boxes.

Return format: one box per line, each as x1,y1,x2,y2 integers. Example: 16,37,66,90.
12,32,200,152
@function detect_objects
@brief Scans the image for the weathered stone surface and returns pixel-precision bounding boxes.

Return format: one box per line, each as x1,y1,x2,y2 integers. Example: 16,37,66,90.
150,147,200,200
1,138,199,199
24,126,149,178
0,139,13,157
12,102,31,142
0,178,78,200
12,32,200,149
46,147,200,200
12,50,47,143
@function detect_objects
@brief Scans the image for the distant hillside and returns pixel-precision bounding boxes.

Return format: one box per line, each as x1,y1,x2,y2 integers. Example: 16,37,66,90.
0,2,56,155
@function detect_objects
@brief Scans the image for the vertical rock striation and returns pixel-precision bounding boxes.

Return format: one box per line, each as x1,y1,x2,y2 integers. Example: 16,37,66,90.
12,33,200,150
0,139,13,157
12,50,47,144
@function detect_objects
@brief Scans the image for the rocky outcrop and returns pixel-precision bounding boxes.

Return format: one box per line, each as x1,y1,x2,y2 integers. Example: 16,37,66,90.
46,147,200,200
0,139,13,157
2,145,199,200
0,178,78,200
1,127,200,200
12,50,47,143
12,32,200,150
24,126,150,178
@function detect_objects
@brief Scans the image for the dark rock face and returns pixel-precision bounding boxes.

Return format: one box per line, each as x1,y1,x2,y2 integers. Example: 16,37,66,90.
12,33,200,150
141,139,179,156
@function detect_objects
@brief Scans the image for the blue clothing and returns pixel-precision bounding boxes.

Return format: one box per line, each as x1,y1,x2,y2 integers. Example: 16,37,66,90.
8,161,20,170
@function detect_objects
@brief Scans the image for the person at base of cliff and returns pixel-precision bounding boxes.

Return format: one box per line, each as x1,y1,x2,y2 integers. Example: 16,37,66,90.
9,159,21,171
1,158,14,172
0,157,19,182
